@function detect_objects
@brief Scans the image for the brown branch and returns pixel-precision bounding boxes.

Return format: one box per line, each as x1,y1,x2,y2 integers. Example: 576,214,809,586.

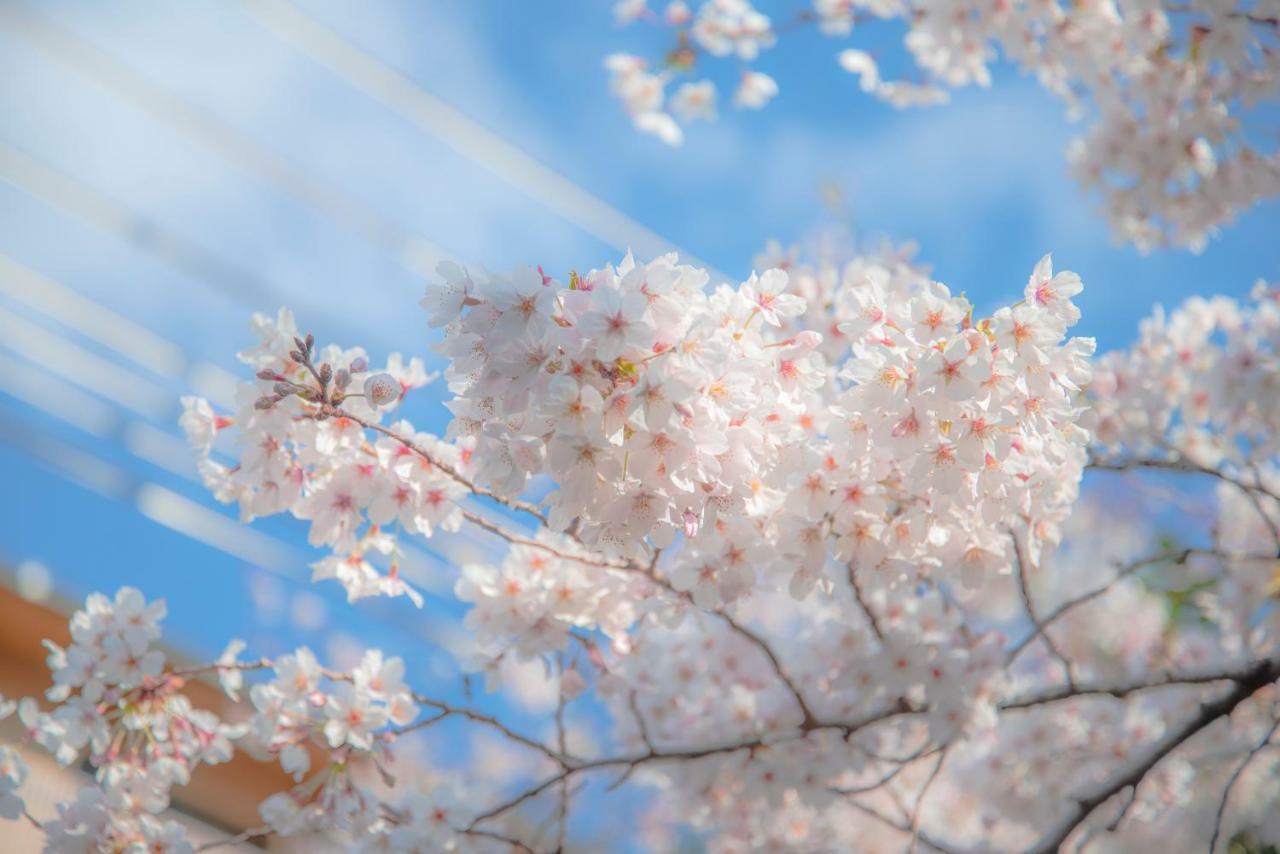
715,609,819,730
327,406,549,523
848,562,886,641
1028,657,1280,854
999,665,1268,711
909,748,949,854
832,744,943,797
459,827,536,853
554,656,570,853
460,507,635,572
1208,717,1280,853
627,690,656,753
409,694,569,768
196,825,272,851
466,702,919,831
1010,531,1075,689
846,799,960,854
640,569,819,731
1088,453,1280,549
1007,547,1272,662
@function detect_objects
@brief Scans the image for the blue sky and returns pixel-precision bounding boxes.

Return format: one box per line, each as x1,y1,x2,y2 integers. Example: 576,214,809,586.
0,0,1276,842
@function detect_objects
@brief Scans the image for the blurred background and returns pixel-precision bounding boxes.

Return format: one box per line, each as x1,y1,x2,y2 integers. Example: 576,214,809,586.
0,0,1277,847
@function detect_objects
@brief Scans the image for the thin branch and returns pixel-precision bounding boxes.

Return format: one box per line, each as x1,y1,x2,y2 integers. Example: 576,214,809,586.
999,666,1266,711
1208,717,1280,853
460,507,635,572
1028,657,1280,854
409,694,569,768
1088,453,1280,549
846,800,960,854
641,570,820,731
1087,453,1278,499
832,744,943,796
1007,547,1272,662
196,825,272,851
554,655,570,853
1010,530,1075,689
909,748,949,854
328,406,548,523
715,609,819,730
848,562,886,641
627,690,656,752
459,827,536,853
467,702,920,830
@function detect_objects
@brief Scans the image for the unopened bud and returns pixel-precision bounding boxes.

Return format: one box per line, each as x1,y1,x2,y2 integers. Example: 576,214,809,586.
349,357,368,374
273,382,294,396
293,336,307,353
289,349,305,364
305,333,314,353
254,396,275,410
795,330,823,350
335,368,351,389
319,363,333,384
330,390,346,406
364,373,400,408
256,368,278,381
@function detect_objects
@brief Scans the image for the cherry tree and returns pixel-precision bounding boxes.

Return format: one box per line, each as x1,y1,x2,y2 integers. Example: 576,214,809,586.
605,0,1280,252
1,237,1278,852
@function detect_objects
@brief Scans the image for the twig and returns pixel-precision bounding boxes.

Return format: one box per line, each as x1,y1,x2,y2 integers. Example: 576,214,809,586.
459,507,635,572
408,695,569,768
1007,547,1272,663
1208,717,1280,853
1028,657,1280,854
196,825,272,851
467,702,920,830
328,406,548,523
1010,530,1075,689
909,748,949,854
848,562,887,641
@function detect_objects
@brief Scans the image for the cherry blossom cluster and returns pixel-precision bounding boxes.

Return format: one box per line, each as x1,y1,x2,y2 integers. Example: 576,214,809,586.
3,588,241,853
606,0,1280,250
181,311,447,607
1091,279,1280,470
240,646,435,841
19,245,1257,850
0,589,492,852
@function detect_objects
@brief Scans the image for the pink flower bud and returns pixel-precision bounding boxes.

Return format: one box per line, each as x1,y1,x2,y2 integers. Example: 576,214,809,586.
795,330,823,350
364,373,401,407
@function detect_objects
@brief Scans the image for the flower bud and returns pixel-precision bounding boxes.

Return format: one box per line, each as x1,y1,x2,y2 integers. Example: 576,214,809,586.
254,396,275,410
256,369,278,381
795,330,823,350
305,333,314,353
273,382,294,396
364,373,400,408
349,357,368,374
335,368,351,389
319,363,333,384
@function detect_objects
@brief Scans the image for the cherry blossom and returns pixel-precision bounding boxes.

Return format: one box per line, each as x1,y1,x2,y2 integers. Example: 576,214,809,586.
4,236,1276,851
606,0,1280,250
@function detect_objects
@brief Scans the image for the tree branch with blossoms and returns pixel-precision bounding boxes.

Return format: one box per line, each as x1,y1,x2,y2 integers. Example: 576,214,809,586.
605,0,1280,251
4,244,1280,852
